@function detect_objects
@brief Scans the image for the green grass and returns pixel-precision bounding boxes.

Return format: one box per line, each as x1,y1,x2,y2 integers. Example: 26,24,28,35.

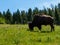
0,24,60,45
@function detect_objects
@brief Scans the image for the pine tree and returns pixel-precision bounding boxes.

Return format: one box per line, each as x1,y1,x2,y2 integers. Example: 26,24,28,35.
55,6,60,24
5,9,12,24
13,12,16,24
43,7,48,14
0,12,3,17
47,8,53,16
33,7,39,15
16,9,21,24
3,11,6,17
0,11,5,24
58,3,60,24
21,10,27,24
13,10,21,24
27,8,33,21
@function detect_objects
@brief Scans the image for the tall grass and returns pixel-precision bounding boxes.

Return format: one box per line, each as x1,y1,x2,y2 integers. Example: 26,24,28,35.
0,24,60,45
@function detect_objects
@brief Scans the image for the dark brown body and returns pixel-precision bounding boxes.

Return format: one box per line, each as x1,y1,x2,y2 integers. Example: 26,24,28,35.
28,15,54,32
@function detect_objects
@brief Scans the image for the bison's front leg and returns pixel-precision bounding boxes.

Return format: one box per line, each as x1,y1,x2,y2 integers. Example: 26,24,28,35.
37,25,42,31
50,25,54,32
28,23,34,31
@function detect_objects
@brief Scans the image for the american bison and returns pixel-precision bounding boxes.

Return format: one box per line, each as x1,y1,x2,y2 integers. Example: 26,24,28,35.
28,14,54,32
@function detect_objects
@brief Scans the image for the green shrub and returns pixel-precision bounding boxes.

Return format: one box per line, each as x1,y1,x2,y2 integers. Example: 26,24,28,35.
0,17,6,24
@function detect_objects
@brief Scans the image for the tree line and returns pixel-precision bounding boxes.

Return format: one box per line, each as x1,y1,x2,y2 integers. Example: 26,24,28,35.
0,3,60,25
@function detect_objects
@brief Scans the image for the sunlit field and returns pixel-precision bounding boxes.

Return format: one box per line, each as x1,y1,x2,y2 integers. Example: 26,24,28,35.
0,24,60,45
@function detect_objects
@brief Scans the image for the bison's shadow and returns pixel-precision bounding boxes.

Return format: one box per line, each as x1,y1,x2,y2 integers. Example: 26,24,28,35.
27,29,51,33
27,29,39,32
41,31,51,33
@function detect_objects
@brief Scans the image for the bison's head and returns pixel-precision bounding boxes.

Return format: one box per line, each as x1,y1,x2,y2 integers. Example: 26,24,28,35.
28,22,33,30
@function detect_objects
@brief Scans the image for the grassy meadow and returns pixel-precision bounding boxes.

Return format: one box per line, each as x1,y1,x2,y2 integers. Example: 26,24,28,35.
0,24,60,45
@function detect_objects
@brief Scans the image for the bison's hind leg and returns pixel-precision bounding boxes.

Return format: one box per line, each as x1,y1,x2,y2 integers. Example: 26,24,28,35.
50,24,54,32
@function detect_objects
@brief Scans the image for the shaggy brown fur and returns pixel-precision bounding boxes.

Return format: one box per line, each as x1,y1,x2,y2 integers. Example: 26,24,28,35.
28,15,54,32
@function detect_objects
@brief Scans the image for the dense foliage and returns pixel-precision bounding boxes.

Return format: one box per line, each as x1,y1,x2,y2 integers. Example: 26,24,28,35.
0,3,60,24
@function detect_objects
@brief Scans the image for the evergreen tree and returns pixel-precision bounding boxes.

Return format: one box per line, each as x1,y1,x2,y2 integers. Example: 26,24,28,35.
33,7,39,15
13,10,21,24
16,9,21,24
5,9,12,24
47,8,53,16
0,12,3,17
3,11,6,17
58,3,60,12
43,7,48,14
21,10,27,24
39,10,43,15
27,8,33,21
0,11,5,24
13,12,16,24
58,3,60,24
55,6,60,24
